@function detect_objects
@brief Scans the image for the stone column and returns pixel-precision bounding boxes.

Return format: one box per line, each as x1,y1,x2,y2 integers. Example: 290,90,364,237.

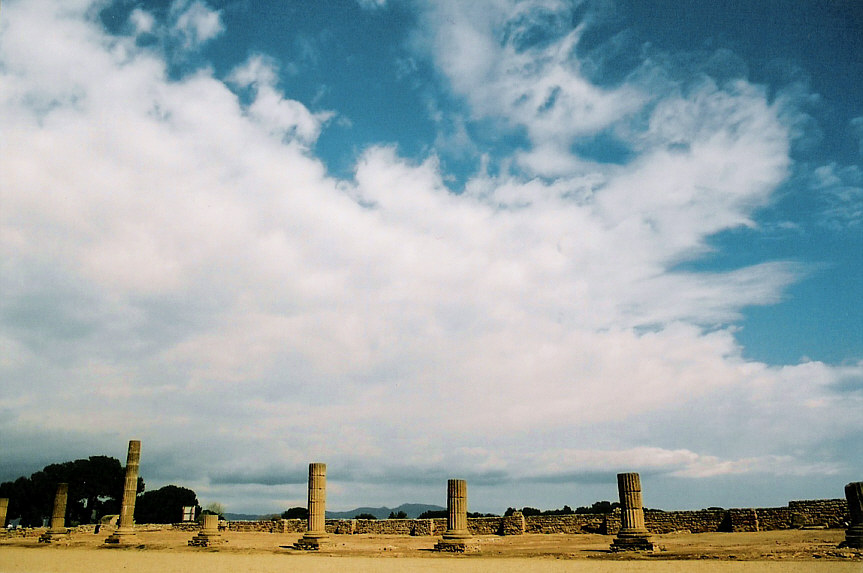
434,479,475,552
0,498,8,529
39,483,69,543
189,513,225,547
294,462,329,550
611,472,654,551
105,439,141,545
841,481,863,549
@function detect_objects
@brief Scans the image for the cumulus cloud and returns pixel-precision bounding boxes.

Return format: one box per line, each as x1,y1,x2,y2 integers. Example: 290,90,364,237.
170,0,224,50
1,0,861,512
228,54,334,145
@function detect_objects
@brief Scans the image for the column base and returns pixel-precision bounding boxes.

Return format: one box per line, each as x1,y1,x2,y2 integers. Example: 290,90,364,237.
434,537,478,552
293,534,330,550
611,535,655,552
38,530,69,543
839,525,863,549
104,528,138,545
188,533,225,547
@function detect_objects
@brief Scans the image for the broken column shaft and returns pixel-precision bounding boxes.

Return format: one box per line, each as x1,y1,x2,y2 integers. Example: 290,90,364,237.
842,481,863,549
294,462,329,550
611,472,654,551
189,513,225,547
434,479,475,552
105,440,141,545
39,483,69,543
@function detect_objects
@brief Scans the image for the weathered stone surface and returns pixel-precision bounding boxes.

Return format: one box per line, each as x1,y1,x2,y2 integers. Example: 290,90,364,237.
611,472,654,552
841,481,863,549
294,463,330,550
0,498,8,529
105,440,141,545
434,479,477,552
39,483,69,543
188,514,225,547
217,497,848,539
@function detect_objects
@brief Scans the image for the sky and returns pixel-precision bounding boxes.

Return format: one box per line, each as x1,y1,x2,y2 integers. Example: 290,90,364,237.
1,0,861,516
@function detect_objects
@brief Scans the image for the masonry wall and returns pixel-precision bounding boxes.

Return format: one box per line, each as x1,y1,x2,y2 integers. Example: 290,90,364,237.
212,498,848,537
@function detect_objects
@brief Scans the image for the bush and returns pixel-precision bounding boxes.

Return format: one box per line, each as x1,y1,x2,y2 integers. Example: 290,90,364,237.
418,510,447,519
135,485,199,524
281,507,308,520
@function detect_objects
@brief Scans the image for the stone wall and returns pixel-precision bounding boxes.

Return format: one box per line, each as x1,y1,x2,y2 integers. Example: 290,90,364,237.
217,498,848,537
525,514,606,534
25,498,846,538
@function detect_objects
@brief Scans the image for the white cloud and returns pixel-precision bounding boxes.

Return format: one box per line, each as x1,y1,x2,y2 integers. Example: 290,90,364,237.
228,55,334,145
1,0,860,512
170,0,224,50
357,0,387,9
417,0,644,176
812,163,863,228
129,8,155,35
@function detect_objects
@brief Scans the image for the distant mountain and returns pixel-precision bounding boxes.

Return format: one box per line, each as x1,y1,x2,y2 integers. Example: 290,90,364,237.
326,503,445,520
224,512,264,521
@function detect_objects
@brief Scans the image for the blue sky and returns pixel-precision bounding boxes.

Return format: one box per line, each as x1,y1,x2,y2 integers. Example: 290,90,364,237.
1,0,861,515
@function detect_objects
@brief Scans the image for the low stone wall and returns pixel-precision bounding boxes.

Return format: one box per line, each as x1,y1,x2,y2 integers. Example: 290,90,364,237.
789,499,848,528
526,514,606,534
217,498,848,537
4,498,848,539
228,519,303,533
604,499,848,534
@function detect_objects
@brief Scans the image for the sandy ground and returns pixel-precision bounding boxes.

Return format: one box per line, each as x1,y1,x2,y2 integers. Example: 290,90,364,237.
1,529,861,572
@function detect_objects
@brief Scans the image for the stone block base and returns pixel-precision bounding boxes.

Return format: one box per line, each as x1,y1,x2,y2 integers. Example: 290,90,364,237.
293,536,330,550
839,526,863,549
104,531,138,545
188,534,225,547
38,531,69,543
611,536,655,552
434,538,478,552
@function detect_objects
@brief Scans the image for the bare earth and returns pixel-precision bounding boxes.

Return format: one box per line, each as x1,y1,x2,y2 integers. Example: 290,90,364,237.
1,529,861,572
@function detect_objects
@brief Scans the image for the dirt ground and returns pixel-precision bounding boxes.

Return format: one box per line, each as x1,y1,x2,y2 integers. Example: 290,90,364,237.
1,529,861,572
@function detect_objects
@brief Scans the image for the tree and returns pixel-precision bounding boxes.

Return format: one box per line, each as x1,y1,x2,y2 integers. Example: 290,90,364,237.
0,456,144,527
281,507,308,520
575,501,620,514
354,513,377,520
388,510,407,519
202,502,225,520
135,485,199,524
418,509,448,519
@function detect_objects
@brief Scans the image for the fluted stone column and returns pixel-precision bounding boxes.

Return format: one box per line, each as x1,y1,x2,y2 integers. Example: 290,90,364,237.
841,481,863,549
434,479,475,552
611,472,654,551
0,498,8,529
294,463,329,550
189,513,225,547
105,440,141,545
39,483,69,543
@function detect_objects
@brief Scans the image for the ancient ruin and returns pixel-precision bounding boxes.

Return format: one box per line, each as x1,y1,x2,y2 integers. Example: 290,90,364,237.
188,513,225,547
293,462,329,550
0,497,7,528
105,439,141,545
841,481,863,549
610,472,654,551
434,479,476,552
38,483,69,543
